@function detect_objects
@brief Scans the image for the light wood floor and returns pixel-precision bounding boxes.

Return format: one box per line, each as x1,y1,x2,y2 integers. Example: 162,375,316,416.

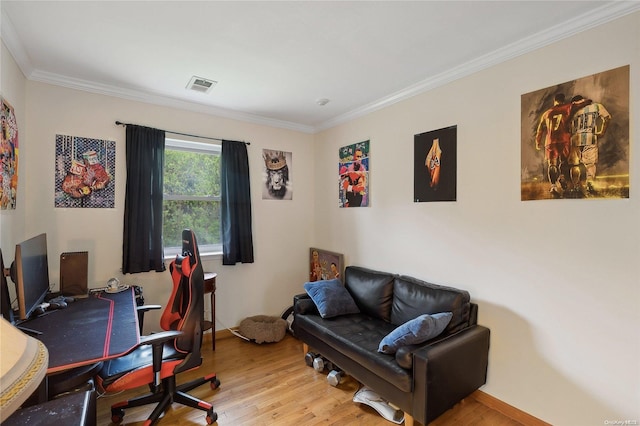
96,333,524,426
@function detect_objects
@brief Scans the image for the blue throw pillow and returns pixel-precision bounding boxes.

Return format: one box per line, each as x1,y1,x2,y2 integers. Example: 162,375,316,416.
378,312,453,354
303,279,360,319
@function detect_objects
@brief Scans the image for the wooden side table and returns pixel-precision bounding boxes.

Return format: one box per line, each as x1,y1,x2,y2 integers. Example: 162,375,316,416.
203,272,217,351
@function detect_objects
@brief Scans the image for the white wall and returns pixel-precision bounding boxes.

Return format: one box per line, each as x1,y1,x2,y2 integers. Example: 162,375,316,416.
313,12,639,425
18,81,315,333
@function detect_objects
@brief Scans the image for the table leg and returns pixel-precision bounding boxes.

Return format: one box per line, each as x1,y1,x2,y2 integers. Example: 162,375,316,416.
203,272,217,352
211,289,215,351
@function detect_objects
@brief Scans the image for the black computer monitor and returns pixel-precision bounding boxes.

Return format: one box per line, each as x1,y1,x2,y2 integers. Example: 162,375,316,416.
0,248,15,323
10,233,51,321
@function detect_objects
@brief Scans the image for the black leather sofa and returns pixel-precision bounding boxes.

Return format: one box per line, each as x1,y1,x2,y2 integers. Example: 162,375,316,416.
292,266,490,426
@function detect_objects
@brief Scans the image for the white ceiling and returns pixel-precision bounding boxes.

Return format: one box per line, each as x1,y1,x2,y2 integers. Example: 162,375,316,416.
1,1,638,133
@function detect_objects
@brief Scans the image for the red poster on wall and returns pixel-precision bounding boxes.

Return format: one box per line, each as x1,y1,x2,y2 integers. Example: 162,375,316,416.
339,140,369,208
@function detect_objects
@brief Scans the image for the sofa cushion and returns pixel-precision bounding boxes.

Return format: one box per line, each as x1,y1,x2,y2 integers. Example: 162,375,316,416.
378,312,453,354
293,313,413,392
304,279,360,318
344,266,395,322
391,276,470,334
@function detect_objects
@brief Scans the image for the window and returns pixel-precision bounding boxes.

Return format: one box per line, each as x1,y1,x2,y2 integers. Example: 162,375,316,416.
163,138,221,257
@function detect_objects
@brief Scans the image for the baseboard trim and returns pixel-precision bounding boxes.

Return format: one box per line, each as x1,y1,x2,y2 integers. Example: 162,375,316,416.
470,390,551,426
215,328,238,340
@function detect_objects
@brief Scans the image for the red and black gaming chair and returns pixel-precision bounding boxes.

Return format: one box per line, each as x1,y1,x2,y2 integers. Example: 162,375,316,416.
96,229,220,425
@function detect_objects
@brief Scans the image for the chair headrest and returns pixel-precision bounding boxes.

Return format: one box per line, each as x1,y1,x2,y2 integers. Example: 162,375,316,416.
181,229,200,261
174,254,192,277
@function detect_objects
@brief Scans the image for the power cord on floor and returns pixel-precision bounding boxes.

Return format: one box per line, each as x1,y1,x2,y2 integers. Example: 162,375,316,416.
214,315,249,341
97,389,124,399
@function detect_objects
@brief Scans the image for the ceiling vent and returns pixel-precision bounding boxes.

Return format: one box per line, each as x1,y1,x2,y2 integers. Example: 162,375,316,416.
186,76,217,94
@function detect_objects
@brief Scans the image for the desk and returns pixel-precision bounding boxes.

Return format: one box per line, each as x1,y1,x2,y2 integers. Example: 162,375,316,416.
24,288,140,374
3,390,96,426
203,272,217,351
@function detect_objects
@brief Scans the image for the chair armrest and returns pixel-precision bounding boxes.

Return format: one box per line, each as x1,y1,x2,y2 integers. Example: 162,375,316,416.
139,330,183,346
411,325,490,424
137,304,162,313
138,330,183,390
136,305,162,334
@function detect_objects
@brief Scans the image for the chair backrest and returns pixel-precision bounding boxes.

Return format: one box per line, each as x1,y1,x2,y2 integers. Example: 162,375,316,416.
161,229,205,372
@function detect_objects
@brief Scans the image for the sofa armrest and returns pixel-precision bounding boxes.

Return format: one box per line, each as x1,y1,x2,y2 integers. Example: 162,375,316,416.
293,292,310,302
411,325,490,423
293,293,319,315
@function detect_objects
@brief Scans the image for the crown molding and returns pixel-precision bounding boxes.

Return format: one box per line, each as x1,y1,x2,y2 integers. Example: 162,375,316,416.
1,3,315,135
3,2,639,134
28,69,316,134
1,7,34,78
314,1,640,132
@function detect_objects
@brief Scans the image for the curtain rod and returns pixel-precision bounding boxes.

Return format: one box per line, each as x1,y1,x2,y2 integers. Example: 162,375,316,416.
115,121,250,145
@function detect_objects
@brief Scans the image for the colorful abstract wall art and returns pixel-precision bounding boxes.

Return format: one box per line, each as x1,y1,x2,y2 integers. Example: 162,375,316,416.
1,98,19,210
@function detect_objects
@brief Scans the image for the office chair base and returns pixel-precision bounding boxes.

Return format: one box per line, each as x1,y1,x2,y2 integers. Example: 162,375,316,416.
110,373,219,425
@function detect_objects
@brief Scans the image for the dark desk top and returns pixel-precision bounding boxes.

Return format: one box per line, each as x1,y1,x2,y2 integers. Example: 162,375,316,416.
3,390,95,426
25,289,140,373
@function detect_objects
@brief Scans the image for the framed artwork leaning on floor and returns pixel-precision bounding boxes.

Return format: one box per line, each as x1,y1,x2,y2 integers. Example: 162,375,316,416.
309,248,344,283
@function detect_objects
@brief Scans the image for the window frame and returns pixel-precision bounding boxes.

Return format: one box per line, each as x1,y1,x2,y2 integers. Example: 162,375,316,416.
163,138,222,258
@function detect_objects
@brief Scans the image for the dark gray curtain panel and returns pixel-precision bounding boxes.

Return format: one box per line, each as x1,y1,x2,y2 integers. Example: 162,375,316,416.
122,125,166,274
221,140,254,265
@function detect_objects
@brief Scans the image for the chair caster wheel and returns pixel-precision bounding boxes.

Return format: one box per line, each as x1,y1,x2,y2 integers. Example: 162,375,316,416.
327,369,343,387
210,377,221,390
206,409,218,424
111,408,124,423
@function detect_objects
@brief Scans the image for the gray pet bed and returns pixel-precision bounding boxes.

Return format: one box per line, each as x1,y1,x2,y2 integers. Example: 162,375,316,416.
239,315,288,344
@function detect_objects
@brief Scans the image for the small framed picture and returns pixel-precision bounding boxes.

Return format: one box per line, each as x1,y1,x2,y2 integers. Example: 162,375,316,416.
309,248,344,283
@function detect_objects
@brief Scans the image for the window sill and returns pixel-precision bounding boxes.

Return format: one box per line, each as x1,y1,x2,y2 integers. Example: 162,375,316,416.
200,251,223,260
163,251,222,261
